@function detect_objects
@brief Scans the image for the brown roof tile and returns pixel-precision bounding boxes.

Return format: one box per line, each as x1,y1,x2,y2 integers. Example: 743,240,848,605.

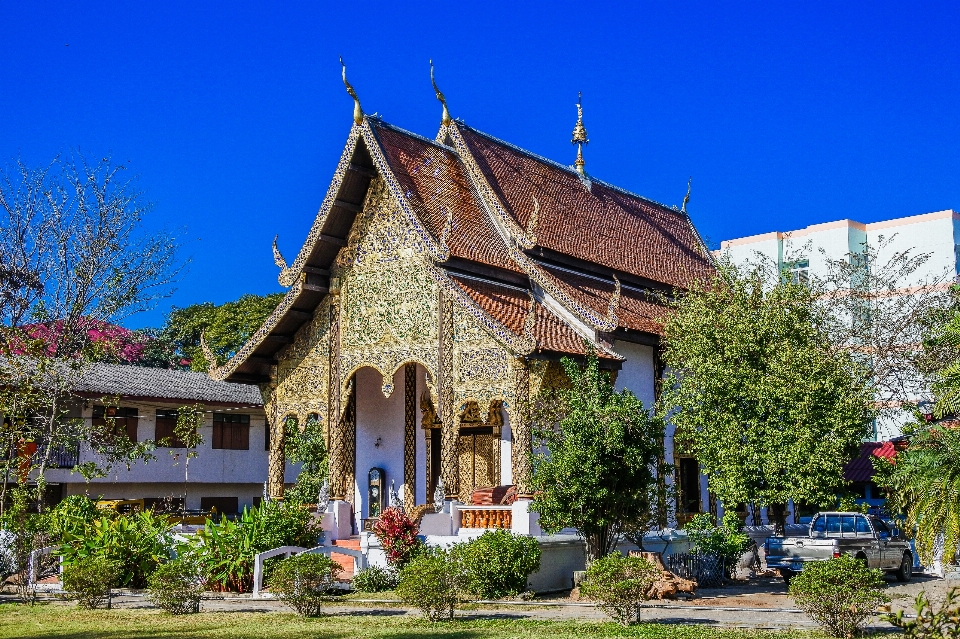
448,274,610,358
539,266,669,335
456,125,714,289
371,122,519,273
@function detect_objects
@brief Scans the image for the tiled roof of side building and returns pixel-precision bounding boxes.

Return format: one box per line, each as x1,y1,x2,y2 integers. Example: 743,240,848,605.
75,363,264,406
371,122,520,273
448,274,616,358
843,441,897,483
456,125,714,289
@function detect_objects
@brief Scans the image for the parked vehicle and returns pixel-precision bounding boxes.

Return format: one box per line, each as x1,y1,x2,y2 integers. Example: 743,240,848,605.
764,511,913,585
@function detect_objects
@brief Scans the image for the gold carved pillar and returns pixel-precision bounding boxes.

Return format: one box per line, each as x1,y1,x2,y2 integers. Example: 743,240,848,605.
512,358,532,497
438,290,459,500
342,381,356,504
266,407,285,500
403,363,417,507
327,296,346,501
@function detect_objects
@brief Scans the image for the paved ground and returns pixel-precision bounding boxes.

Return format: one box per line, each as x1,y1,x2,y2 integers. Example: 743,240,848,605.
13,572,957,632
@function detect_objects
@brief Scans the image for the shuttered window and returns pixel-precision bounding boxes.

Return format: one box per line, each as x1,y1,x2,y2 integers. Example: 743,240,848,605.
92,406,138,442
154,409,185,447
212,413,249,450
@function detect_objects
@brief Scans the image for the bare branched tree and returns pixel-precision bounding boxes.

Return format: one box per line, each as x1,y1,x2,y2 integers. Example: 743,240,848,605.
783,235,953,438
0,154,183,520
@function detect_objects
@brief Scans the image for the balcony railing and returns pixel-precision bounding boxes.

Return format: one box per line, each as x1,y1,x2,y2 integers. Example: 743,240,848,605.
459,506,512,530
33,445,79,469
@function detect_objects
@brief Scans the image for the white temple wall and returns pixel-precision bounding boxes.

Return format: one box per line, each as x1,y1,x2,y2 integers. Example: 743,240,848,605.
353,366,405,522
614,342,656,408
500,404,513,486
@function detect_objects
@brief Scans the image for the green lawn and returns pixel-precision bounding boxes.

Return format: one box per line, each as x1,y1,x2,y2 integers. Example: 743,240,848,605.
0,604,822,639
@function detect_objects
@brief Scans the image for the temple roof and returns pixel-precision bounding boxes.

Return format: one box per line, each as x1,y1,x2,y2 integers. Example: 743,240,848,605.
215,113,714,384
453,124,714,290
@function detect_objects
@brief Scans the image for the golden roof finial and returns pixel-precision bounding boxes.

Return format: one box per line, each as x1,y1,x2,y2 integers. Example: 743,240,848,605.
571,92,588,174
681,177,692,214
430,60,451,126
339,56,363,125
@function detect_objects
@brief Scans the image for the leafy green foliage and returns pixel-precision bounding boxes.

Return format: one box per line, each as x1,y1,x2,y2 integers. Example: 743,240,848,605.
684,513,751,577
452,530,541,599
396,550,465,621
48,496,102,540
62,555,120,609
146,559,204,614
579,553,660,626
268,553,342,617
788,555,888,638
283,414,328,506
59,510,173,588
187,501,321,592
884,587,960,638
661,262,874,533
530,352,666,562
149,293,284,370
876,421,960,564
351,565,397,593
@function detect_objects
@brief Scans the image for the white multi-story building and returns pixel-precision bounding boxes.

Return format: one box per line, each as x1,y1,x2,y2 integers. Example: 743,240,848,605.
39,363,298,514
719,209,960,440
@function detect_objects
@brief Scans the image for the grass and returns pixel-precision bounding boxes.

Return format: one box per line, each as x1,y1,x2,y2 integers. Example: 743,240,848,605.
0,603,824,639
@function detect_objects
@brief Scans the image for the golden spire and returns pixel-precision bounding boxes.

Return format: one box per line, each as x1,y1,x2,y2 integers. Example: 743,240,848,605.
681,177,692,214
571,92,588,174
430,60,451,126
339,56,363,125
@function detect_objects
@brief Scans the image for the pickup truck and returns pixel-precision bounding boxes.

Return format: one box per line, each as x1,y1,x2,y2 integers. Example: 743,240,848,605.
764,511,913,584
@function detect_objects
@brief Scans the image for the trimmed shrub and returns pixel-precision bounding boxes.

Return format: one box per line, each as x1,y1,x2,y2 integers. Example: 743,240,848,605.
579,553,659,626
146,559,205,614
396,550,464,621
453,530,541,599
62,555,119,609
789,554,889,638
371,507,422,568
352,565,397,593
268,553,342,617
884,587,960,638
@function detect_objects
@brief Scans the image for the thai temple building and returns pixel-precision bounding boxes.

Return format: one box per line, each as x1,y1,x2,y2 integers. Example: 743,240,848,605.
209,65,715,567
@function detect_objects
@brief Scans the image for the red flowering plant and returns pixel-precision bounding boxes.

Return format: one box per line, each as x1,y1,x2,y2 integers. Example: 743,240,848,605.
371,507,423,568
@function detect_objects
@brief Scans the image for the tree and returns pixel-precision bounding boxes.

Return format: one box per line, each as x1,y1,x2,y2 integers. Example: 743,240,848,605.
874,295,960,565
0,154,181,514
661,261,874,534
530,352,666,562
166,404,205,515
785,235,951,438
148,293,284,370
283,414,328,506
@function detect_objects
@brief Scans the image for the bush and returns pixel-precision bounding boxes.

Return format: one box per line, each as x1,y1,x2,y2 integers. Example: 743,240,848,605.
371,507,422,568
396,550,464,621
268,553,342,617
684,512,751,577
62,555,119,609
352,565,397,593
49,496,103,540
187,501,322,592
884,587,960,638
579,553,660,626
146,559,205,614
59,510,172,588
452,530,541,599
789,554,889,638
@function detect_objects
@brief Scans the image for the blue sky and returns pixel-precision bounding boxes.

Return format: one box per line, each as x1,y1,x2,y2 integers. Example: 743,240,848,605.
2,2,958,328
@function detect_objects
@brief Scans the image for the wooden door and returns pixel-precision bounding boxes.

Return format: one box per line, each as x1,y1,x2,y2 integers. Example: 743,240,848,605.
457,428,495,502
